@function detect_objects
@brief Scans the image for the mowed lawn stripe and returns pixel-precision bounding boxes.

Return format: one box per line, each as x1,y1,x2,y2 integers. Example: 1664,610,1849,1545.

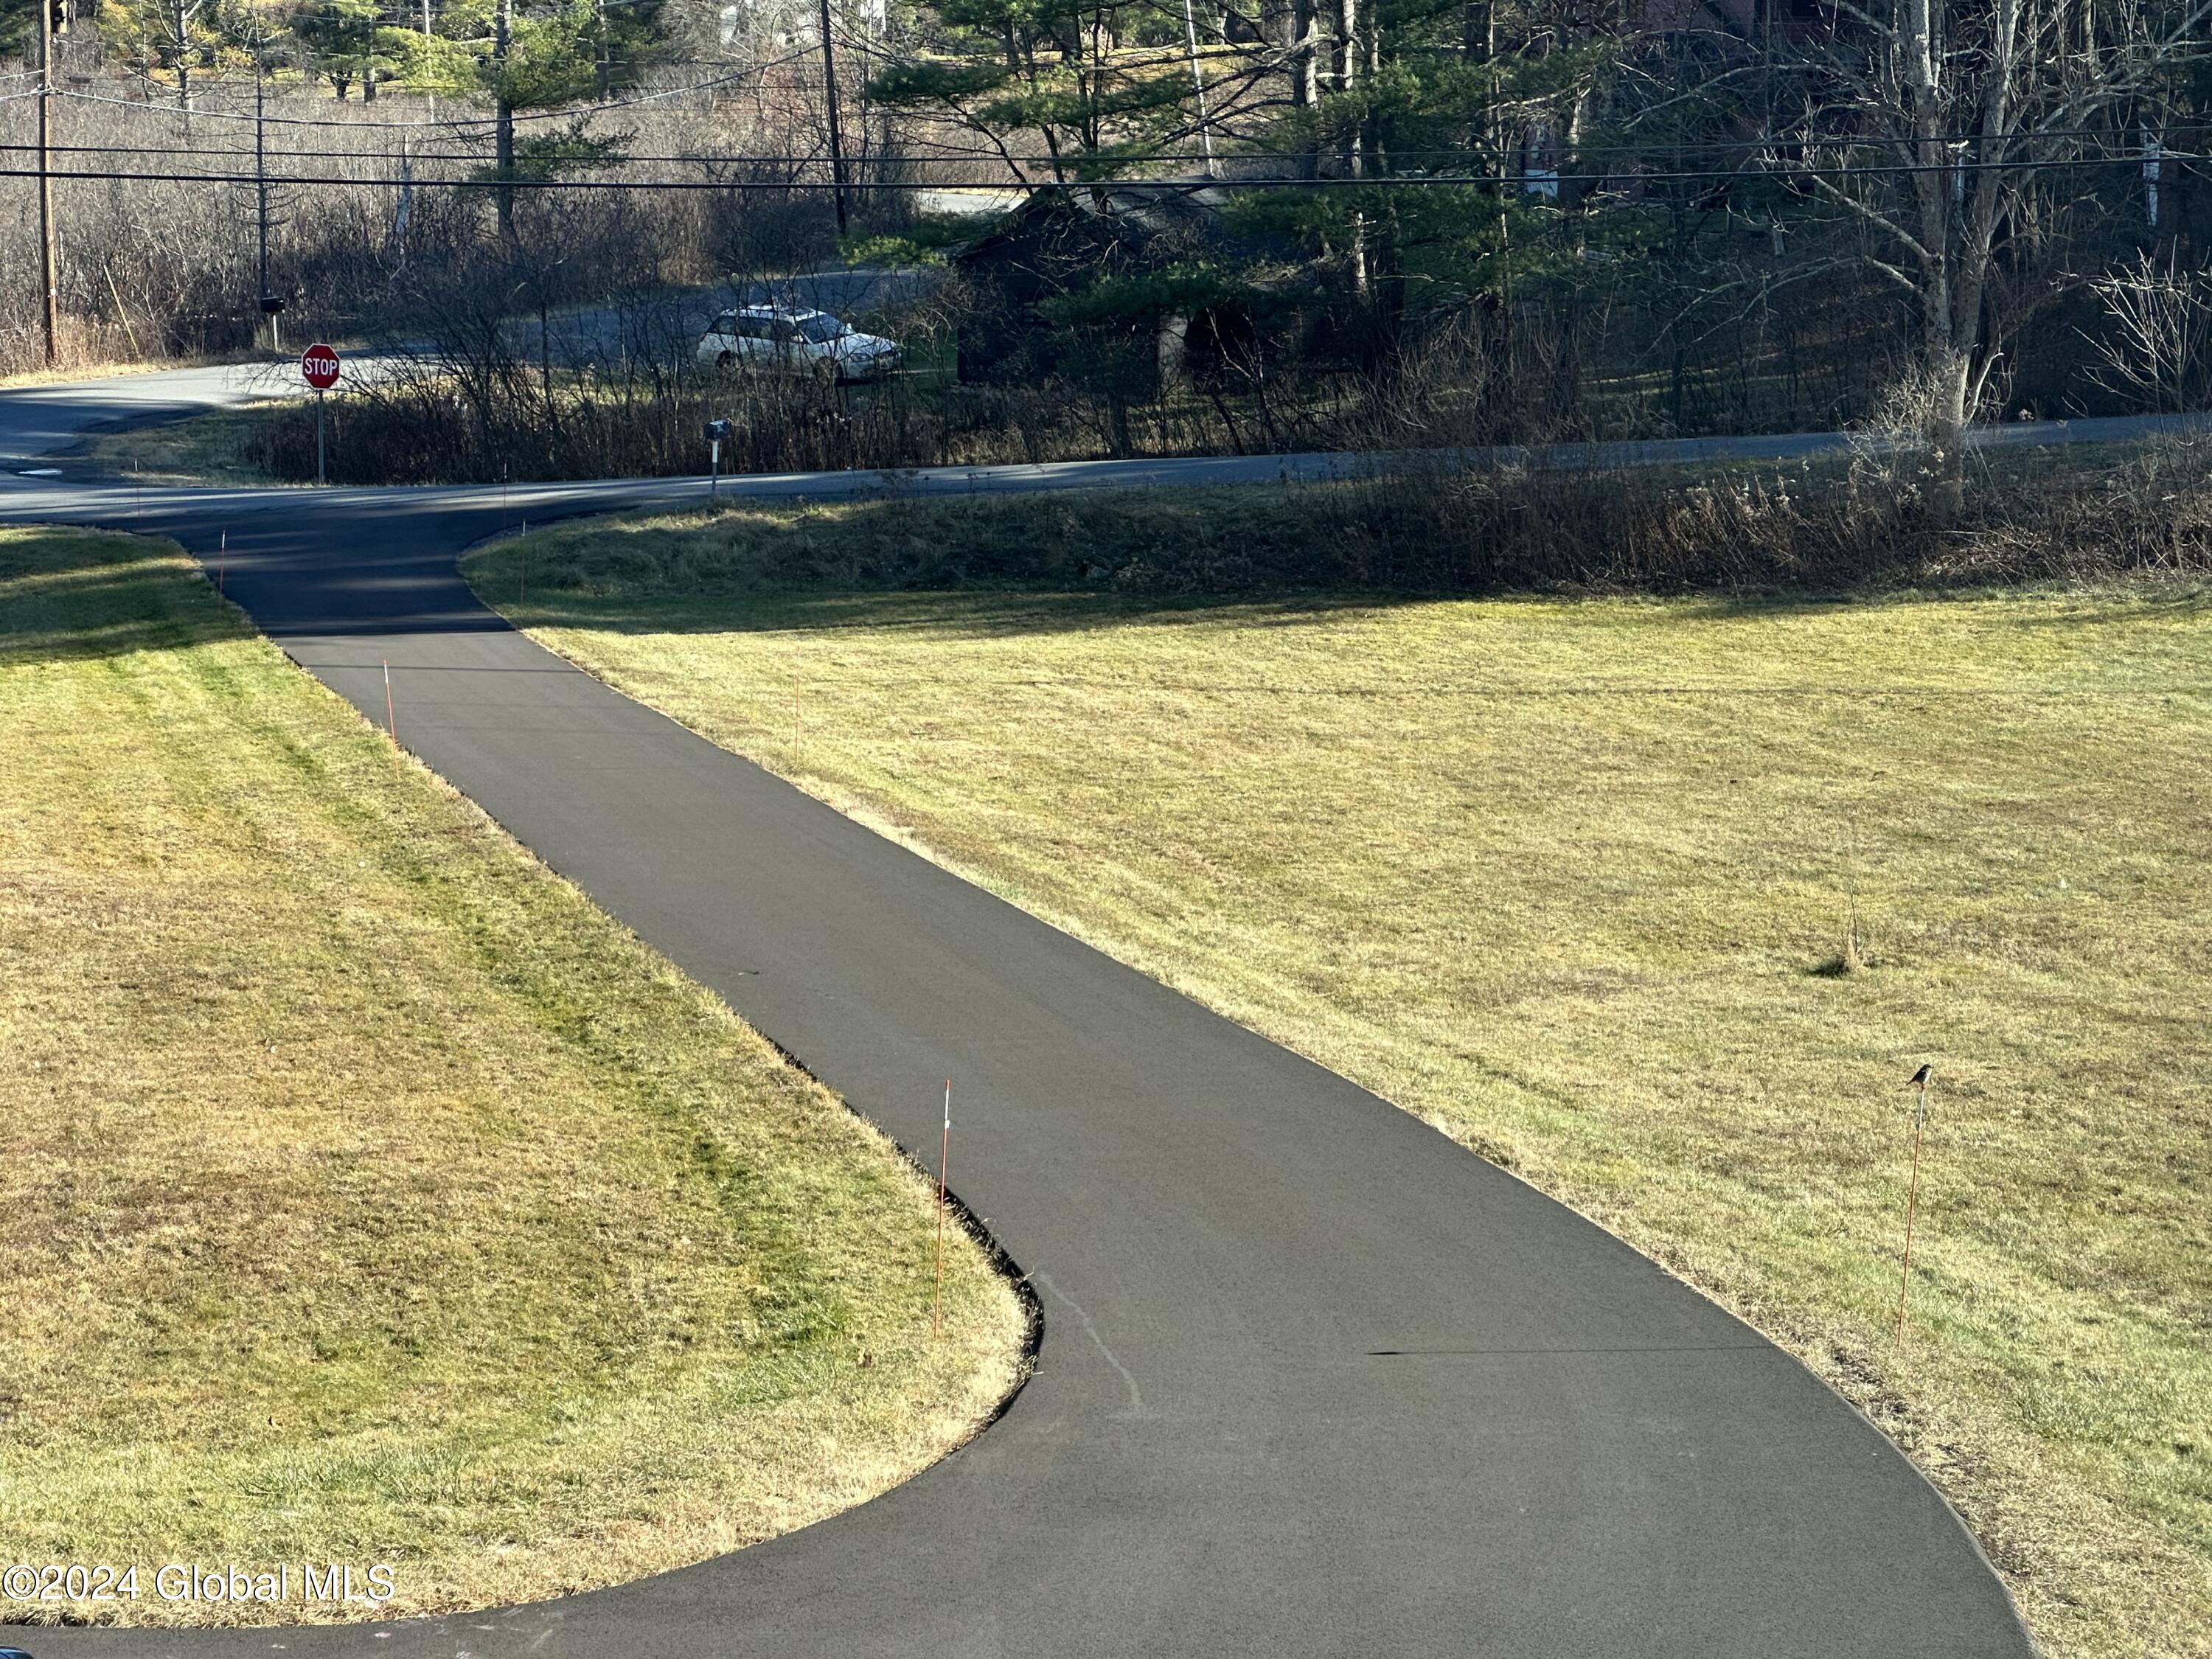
0,525,1022,1627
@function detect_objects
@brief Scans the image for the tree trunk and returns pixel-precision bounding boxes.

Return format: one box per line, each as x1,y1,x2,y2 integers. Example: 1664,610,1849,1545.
172,0,191,111
1291,0,1318,178
1333,0,1364,288
1924,348,1970,518
1899,0,1963,509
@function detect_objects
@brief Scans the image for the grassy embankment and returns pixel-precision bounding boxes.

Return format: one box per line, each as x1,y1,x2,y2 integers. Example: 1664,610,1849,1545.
0,526,1023,1627
467,487,2212,1659
86,403,296,487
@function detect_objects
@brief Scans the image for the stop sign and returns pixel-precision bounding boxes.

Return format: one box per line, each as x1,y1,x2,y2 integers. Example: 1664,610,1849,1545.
300,343,341,390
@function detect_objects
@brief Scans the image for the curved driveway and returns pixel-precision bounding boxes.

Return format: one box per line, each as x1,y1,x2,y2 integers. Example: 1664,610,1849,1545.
3,378,2038,1658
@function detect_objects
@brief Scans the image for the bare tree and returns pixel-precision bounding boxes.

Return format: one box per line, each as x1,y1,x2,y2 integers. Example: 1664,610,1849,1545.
1770,0,2209,504
2085,248,2212,413
100,0,212,110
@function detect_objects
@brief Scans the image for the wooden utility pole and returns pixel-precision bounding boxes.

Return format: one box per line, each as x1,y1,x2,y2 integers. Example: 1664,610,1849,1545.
256,55,273,347
38,0,59,367
495,0,516,241
816,0,849,234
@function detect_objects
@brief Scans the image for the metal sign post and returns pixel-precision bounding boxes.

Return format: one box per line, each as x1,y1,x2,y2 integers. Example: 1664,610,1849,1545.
300,344,341,486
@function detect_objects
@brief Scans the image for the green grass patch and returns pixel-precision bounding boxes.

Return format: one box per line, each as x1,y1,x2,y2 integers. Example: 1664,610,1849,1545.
0,526,1023,1627
470,493,2212,1659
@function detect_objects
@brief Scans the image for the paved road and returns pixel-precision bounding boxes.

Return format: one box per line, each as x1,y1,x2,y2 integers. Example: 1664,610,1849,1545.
0,387,2041,1659
0,269,934,472
10,346,2204,487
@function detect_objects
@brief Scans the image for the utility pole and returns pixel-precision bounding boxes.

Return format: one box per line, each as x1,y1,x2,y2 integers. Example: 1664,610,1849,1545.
495,0,516,240
596,0,611,99
38,0,59,367
256,55,272,348
816,0,849,234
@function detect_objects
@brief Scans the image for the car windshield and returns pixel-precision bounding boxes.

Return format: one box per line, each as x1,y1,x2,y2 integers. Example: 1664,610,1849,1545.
794,315,848,344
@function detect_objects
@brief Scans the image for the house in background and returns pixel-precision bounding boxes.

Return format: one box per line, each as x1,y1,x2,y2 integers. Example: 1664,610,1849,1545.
949,181,1272,397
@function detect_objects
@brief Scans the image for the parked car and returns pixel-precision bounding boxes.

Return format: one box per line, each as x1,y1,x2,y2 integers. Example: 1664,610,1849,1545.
697,305,902,382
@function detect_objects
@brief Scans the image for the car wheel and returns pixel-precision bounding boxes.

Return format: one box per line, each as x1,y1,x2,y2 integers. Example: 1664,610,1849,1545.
717,350,736,369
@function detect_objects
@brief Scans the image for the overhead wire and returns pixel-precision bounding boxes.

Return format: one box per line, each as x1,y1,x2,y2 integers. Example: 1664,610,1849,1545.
8,119,2203,170
0,150,2199,192
1,135,2197,170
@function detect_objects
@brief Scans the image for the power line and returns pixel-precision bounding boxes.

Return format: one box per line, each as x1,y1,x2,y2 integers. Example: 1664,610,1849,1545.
12,131,2204,170
1,152,2199,191
4,139,2197,169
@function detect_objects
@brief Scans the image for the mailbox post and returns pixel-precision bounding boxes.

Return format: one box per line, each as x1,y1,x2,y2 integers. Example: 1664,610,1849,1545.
704,418,731,499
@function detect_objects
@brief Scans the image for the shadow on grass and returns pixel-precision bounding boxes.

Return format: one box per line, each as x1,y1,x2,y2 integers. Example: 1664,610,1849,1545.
495,584,1440,642
449,457,2212,649
0,525,257,666
459,486,1916,643
475,572,2155,647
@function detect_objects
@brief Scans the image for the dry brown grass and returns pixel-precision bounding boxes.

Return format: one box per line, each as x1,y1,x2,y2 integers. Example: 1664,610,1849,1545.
0,322,170,388
84,400,293,486
0,525,1023,1627
444,442,2212,597
470,495,2212,1659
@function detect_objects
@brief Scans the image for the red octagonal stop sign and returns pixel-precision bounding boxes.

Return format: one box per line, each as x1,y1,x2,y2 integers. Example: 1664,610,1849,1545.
300,343,341,390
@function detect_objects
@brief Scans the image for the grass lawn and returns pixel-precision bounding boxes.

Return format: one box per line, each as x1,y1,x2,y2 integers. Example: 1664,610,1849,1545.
0,526,1023,1627
86,401,293,487
469,493,2212,1659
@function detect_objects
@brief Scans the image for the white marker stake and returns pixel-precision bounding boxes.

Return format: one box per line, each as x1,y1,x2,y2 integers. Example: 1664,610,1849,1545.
933,1079,952,1336
218,530,226,597
383,658,398,746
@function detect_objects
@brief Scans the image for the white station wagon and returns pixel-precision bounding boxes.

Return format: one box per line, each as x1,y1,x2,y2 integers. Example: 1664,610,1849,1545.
697,305,902,382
